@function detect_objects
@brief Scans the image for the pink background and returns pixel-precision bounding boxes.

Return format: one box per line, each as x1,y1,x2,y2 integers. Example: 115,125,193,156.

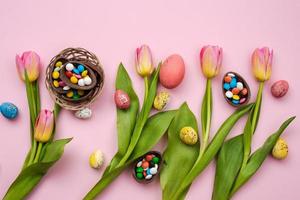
0,0,299,199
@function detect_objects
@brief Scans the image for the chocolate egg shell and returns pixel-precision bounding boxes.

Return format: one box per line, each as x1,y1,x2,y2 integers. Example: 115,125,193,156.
133,151,162,184
159,54,185,89
222,72,251,107
114,89,130,109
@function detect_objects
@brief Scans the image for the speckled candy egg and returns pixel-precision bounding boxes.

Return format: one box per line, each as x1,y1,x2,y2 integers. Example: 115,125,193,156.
0,102,18,119
272,137,288,160
75,108,92,119
179,126,198,145
271,80,289,98
114,90,130,110
159,54,185,89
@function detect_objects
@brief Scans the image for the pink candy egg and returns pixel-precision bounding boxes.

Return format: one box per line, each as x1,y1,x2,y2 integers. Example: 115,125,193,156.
271,80,289,98
159,54,185,89
114,89,131,109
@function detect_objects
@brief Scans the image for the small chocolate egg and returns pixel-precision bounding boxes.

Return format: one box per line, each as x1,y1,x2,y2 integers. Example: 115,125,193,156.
271,80,289,98
159,54,185,89
0,102,18,119
75,108,92,119
114,90,130,110
272,138,288,160
180,126,198,145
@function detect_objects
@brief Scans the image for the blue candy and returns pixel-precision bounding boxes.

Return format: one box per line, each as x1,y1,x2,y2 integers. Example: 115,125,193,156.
223,83,230,90
232,100,240,105
0,102,18,119
230,78,237,88
77,65,85,73
73,68,80,74
146,168,151,175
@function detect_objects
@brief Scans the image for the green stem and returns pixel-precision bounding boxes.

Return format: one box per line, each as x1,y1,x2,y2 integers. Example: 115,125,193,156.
143,76,149,104
199,78,212,158
27,140,37,166
251,82,264,132
33,142,43,163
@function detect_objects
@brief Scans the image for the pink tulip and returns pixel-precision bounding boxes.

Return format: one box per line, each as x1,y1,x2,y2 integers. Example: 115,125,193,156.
252,47,273,82
16,51,41,82
136,45,154,77
200,45,223,78
34,109,54,143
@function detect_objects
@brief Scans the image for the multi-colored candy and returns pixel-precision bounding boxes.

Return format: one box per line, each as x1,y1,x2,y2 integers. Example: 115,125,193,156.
134,151,161,183
65,63,92,87
222,72,250,107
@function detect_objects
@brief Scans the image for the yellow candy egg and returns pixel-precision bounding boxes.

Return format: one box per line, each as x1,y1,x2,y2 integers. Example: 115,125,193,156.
89,150,104,169
179,126,198,145
153,91,170,111
70,76,78,84
66,91,74,98
52,71,60,79
81,70,88,77
272,137,288,160
232,95,240,100
55,61,63,67
53,80,59,88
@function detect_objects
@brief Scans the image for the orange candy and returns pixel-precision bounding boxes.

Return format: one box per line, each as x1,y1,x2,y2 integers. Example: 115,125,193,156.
224,76,232,83
241,88,248,95
145,155,153,161
142,161,149,169
232,88,240,95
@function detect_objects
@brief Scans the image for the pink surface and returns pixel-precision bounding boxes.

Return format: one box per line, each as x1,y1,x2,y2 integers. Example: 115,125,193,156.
0,0,299,199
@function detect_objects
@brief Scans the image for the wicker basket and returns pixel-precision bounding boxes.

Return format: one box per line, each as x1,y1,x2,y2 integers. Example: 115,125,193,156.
46,48,104,110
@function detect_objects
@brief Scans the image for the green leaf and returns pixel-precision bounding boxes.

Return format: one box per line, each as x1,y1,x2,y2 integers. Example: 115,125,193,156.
160,103,200,200
129,110,177,161
170,103,253,200
108,63,140,171
230,116,296,196
212,134,244,200
117,64,160,167
3,138,72,200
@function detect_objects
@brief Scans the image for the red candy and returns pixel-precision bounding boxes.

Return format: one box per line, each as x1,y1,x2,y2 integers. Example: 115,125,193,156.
224,76,232,83
145,154,153,161
66,71,73,78
232,88,239,95
141,161,149,169
241,88,248,96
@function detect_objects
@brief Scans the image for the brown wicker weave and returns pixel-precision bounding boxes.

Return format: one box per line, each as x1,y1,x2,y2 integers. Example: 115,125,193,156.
46,48,104,110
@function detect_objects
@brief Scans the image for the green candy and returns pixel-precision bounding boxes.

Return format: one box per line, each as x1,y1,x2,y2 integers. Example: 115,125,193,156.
136,172,144,179
135,167,143,173
152,157,160,164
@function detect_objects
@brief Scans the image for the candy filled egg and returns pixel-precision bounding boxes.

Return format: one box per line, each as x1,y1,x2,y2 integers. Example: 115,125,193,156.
159,54,185,89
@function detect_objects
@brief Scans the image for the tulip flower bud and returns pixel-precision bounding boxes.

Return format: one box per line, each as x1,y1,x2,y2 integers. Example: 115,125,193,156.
252,47,273,82
200,45,223,79
16,51,41,82
136,45,154,77
34,109,54,143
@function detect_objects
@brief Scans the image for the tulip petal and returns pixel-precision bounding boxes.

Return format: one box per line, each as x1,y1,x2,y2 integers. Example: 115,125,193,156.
15,55,25,81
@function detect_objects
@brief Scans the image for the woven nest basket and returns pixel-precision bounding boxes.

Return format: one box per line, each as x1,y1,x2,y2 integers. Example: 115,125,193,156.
46,48,104,111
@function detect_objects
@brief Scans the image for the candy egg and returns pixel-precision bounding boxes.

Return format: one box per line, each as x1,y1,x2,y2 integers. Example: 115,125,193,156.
78,90,85,96
81,70,88,77
89,149,104,169
66,63,74,71
222,72,251,107
180,126,198,145
149,167,158,175
70,76,78,84
63,86,71,91
53,80,59,88
73,68,80,75
153,91,170,111
0,102,18,119
77,65,85,73
65,71,73,78
145,175,152,180
59,81,66,87
66,91,74,98
271,80,289,98
54,67,61,72
75,108,92,119
141,161,149,169
52,71,60,79
114,89,130,110
272,138,288,160
55,61,63,67
224,76,232,83
78,79,85,87
84,76,92,85
159,54,185,89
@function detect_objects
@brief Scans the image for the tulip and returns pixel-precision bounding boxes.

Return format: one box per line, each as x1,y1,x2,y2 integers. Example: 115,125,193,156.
252,47,273,82
16,51,41,82
200,45,223,79
34,109,54,143
136,45,154,77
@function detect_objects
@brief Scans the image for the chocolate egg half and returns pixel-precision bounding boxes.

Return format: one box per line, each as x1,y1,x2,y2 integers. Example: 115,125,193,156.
222,72,251,107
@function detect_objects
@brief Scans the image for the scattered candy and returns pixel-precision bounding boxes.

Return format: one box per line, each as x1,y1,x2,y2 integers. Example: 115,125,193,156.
81,70,88,77
66,91,74,98
180,126,198,145
63,86,70,90
77,64,85,72
222,72,250,107
114,90,131,110
75,108,92,119
78,79,85,87
271,80,289,98
89,149,104,169
0,102,18,120
153,91,170,111
159,54,185,89
133,151,161,183
272,138,288,160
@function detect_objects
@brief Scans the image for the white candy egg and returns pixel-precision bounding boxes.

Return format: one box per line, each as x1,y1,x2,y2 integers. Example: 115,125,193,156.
84,76,92,85
78,79,85,87
150,167,158,175
225,91,233,98
237,82,244,90
63,86,70,90
75,108,92,119
66,63,74,71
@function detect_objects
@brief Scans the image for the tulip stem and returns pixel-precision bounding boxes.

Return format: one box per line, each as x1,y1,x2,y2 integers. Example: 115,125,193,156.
33,142,43,163
143,77,149,104
27,140,37,166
